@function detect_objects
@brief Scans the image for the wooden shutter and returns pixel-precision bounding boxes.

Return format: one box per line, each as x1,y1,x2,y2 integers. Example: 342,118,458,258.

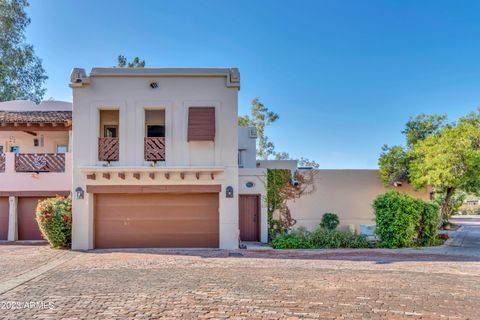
188,107,215,141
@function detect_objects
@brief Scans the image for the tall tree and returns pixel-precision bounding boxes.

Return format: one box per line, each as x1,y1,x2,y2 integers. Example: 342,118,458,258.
379,114,448,185
402,114,448,147
0,0,47,103
238,97,279,160
379,109,480,222
116,55,145,68
409,112,480,222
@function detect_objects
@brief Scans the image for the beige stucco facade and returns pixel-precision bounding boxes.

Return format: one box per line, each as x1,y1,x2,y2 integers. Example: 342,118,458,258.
71,68,241,250
287,169,431,232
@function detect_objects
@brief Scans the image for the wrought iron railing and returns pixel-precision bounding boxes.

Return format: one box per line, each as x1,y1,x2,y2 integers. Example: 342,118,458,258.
98,137,119,161
15,153,65,173
144,137,166,161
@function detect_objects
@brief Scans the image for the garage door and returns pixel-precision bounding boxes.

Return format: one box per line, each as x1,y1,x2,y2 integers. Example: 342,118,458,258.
0,197,8,240
95,193,219,248
18,197,44,240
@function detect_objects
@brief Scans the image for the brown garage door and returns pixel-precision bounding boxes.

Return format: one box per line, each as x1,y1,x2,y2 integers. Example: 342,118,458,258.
0,197,8,240
18,197,44,240
95,193,219,248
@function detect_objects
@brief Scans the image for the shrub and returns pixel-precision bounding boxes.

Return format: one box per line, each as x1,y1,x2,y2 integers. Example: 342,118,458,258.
416,200,440,246
271,234,313,249
271,227,370,249
373,191,440,248
310,228,369,248
373,191,421,248
36,197,72,248
320,212,340,230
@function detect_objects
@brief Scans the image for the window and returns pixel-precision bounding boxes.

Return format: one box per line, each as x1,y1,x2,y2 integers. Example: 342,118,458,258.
104,125,118,138
146,125,165,138
10,145,20,154
99,110,119,138
187,107,215,141
0,145,3,153
238,149,245,168
56,144,68,154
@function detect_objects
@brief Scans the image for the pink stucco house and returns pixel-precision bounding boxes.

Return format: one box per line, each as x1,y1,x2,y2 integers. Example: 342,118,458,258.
0,100,72,241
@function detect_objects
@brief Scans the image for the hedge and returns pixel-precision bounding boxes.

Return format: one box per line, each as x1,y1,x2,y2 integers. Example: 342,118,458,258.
373,191,439,248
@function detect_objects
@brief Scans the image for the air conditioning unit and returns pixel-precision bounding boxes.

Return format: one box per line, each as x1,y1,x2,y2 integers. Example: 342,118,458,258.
248,127,257,139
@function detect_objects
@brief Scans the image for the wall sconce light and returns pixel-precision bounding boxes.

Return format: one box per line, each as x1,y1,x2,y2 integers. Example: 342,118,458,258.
226,186,234,198
75,187,84,200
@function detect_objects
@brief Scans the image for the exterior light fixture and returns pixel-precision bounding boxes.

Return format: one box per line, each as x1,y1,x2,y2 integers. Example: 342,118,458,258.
226,186,234,198
75,187,84,200
150,81,158,89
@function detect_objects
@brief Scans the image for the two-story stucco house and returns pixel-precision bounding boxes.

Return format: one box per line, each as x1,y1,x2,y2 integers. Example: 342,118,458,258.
70,67,258,250
0,100,72,241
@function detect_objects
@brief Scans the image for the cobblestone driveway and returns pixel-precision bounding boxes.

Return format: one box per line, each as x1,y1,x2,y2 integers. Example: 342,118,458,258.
0,246,479,319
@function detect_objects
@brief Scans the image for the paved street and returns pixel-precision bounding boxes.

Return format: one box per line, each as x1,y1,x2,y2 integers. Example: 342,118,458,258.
0,217,478,320
449,215,480,248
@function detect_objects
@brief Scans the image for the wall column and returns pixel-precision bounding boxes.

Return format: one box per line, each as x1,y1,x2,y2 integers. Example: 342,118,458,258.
7,196,18,241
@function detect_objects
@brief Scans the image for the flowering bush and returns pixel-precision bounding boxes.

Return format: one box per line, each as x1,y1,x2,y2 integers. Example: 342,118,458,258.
35,197,72,248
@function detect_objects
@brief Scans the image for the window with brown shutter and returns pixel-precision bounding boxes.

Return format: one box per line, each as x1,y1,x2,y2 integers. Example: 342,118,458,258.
188,107,216,141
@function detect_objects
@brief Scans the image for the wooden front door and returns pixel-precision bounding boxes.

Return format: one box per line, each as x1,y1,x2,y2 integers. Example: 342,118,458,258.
239,195,260,241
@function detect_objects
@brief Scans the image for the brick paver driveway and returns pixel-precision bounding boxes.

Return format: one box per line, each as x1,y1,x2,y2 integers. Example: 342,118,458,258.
0,246,479,319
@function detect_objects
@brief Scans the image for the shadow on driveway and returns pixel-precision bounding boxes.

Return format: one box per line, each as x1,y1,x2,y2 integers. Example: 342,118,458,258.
83,247,480,264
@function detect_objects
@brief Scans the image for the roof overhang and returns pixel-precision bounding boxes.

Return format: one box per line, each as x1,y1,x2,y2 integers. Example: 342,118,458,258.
0,123,71,131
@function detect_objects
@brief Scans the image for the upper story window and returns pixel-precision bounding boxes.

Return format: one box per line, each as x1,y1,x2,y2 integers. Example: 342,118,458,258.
144,109,166,162
238,149,245,168
98,110,119,162
56,144,68,154
187,107,215,142
145,110,165,138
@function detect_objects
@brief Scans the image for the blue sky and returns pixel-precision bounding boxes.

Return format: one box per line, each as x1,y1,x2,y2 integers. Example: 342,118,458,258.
25,0,480,168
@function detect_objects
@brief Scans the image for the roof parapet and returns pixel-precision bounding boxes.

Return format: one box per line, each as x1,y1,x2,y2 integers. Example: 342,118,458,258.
69,67,240,89
69,68,90,88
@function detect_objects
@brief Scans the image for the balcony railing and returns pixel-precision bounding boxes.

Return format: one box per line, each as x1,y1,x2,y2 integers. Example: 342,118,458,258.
15,153,66,173
144,137,166,161
0,153,5,172
98,137,119,162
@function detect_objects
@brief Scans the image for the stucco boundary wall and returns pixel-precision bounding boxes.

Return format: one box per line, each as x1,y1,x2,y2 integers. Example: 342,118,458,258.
286,169,431,232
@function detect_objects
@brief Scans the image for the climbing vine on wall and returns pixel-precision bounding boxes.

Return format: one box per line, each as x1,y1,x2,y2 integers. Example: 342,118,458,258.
267,169,315,240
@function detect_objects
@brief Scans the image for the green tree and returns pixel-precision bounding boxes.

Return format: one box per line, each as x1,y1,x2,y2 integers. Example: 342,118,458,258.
379,114,449,185
409,113,480,222
238,97,279,160
0,0,47,103
116,55,145,68
402,114,448,147
378,145,409,185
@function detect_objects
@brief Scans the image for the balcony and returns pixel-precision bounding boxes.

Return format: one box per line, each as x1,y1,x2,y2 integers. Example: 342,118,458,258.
98,137,119,162
15,153,66,173
144,137,165,162
0,153,72,192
